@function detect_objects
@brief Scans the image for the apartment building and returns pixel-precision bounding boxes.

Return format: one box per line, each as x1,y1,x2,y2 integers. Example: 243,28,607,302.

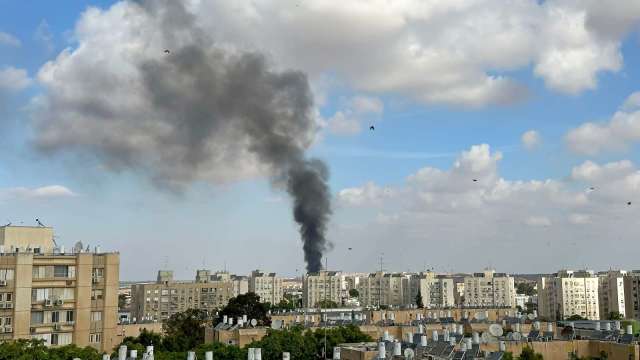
463,269,516,308
538,270,600,321
210,272,248,298
248,270,283,305
302,271,342,308
131,270,234,323
598,270,626,319
356,272,407,307
624,271,640,320
0,225,119,352
407,272,455,308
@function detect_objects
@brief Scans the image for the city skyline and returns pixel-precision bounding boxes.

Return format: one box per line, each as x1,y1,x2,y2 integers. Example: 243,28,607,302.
2,1,640,280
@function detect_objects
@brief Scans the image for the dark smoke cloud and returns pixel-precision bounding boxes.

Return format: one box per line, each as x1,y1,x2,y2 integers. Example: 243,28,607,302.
33,0,331,272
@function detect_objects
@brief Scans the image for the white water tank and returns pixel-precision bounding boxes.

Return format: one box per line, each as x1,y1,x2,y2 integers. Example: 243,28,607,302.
499,341,506,352
378,342,386,359
432,330,438,342
627,325,633,335
394,342,401,356
187,352,195,360
206,352,213,360
420,335,427,347
130,350,137,359
118,346,127,360
283,352,290,360
472,332,480,345
255,348,262,360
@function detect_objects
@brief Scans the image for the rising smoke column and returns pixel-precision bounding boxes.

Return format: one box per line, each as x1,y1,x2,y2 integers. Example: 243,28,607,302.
33,0,331,272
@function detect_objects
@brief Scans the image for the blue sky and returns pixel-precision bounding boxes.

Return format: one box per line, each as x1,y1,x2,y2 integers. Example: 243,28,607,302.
2,1,640,280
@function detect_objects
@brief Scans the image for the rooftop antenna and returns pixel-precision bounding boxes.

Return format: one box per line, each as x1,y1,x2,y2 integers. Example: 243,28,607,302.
36,218,45,227
73,241,84,253
52,235,59,247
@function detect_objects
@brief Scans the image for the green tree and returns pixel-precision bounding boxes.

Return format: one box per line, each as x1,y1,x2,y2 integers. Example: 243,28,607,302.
0,339,104,360
218,292,271,326
162,308,210,352
503,352,514,360
518,346,543,360
349,289,359,298
516,282,537,296
607,311,623,320
416,291,424,308
316,299,339,308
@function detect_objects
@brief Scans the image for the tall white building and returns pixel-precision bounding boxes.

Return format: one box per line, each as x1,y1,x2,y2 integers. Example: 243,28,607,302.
538,270,600,321
248,270,283,305
598,270,626,319
407,272,455,308
356,272,412,307
463,269,516,308
302,271,342,308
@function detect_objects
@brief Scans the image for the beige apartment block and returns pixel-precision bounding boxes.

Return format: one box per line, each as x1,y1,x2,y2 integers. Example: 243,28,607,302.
130,270,234,323
538,270,600,321
463,269,516,308
407,271,455,308
624,270,640,321
598,270,626,319
302,271,342,308
0,226,119,353
248,270,283,305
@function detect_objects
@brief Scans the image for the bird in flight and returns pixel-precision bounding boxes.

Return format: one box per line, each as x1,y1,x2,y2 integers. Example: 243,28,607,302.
472,179,478,182
628,201,632,206
164,49,170,54
348,247,352,251
370,125,375,131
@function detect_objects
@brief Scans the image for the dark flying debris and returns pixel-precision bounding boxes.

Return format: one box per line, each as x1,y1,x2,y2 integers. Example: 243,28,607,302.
369,125,375,130
348,247,352,250
628,201,632,206
164,49,170,54
589,187,595,190
472,179,478,182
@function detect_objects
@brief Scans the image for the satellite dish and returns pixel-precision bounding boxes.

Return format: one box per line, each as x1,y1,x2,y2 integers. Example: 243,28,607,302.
250,319,257,327
512,332,522,341
73,241,84,253
403,348,415,360
489,324,504,337
481,332,495,344
270,320,282,330
527,313,536,321
474,312,487,321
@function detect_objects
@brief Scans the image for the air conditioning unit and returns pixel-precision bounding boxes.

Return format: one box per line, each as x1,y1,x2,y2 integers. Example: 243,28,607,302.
4,326,11,333
67,321,75,326
55,299,64,306
92,278,99,284
30,327,36,334
53,323,62,331
5,303,12,309
44,299,53,307
0,280,6,287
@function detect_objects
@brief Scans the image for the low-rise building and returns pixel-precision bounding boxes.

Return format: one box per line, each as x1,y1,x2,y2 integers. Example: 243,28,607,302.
463,269,516,308
0,225,119,352
538,270,599,321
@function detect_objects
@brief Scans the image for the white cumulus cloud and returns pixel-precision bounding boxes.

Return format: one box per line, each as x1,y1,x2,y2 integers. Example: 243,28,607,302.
0,67,32,92
325,95,384,135
0,185,76,200
521,130,541,150
566,92,640,155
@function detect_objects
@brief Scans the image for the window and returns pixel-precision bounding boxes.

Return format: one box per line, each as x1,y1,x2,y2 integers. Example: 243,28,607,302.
92,268,104,281
91,311,102,322
31,311,44,325
51,311,60,323
91,289,103,300
52,333,72,346
3,317,11,326
66,310,74,323
0,269,14,281
89,333,102,343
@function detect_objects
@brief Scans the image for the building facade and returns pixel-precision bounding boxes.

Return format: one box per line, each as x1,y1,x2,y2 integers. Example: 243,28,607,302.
463,269,516,308
131,270,234,323
624,271,640,320
598,270,626,319
302,271,342,308
538,270,600,321
248,270,283,305
0,225,119,352
407,272,455,308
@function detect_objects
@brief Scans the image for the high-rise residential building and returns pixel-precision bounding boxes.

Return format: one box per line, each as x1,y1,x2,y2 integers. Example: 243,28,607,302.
463,269,516,308
248,270,283,305
0,225,119,352
538,270,600,321
598,270,626,319
356,272,418,307
407,272,455,308
302,271,342,308
624,271,640,321
131,270,234,323
454,282,465,306
210,272,248,298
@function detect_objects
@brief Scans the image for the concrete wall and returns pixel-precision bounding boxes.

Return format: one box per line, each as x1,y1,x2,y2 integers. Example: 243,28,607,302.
481,340,639,360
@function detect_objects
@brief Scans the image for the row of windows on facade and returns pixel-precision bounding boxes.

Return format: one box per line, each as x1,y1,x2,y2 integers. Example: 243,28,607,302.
0,267,104,281
31,332,102,346
145,296,225,303
31,310,101,325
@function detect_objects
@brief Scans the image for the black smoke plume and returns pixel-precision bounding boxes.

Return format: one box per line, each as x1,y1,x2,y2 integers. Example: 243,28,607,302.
34,0,331,272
